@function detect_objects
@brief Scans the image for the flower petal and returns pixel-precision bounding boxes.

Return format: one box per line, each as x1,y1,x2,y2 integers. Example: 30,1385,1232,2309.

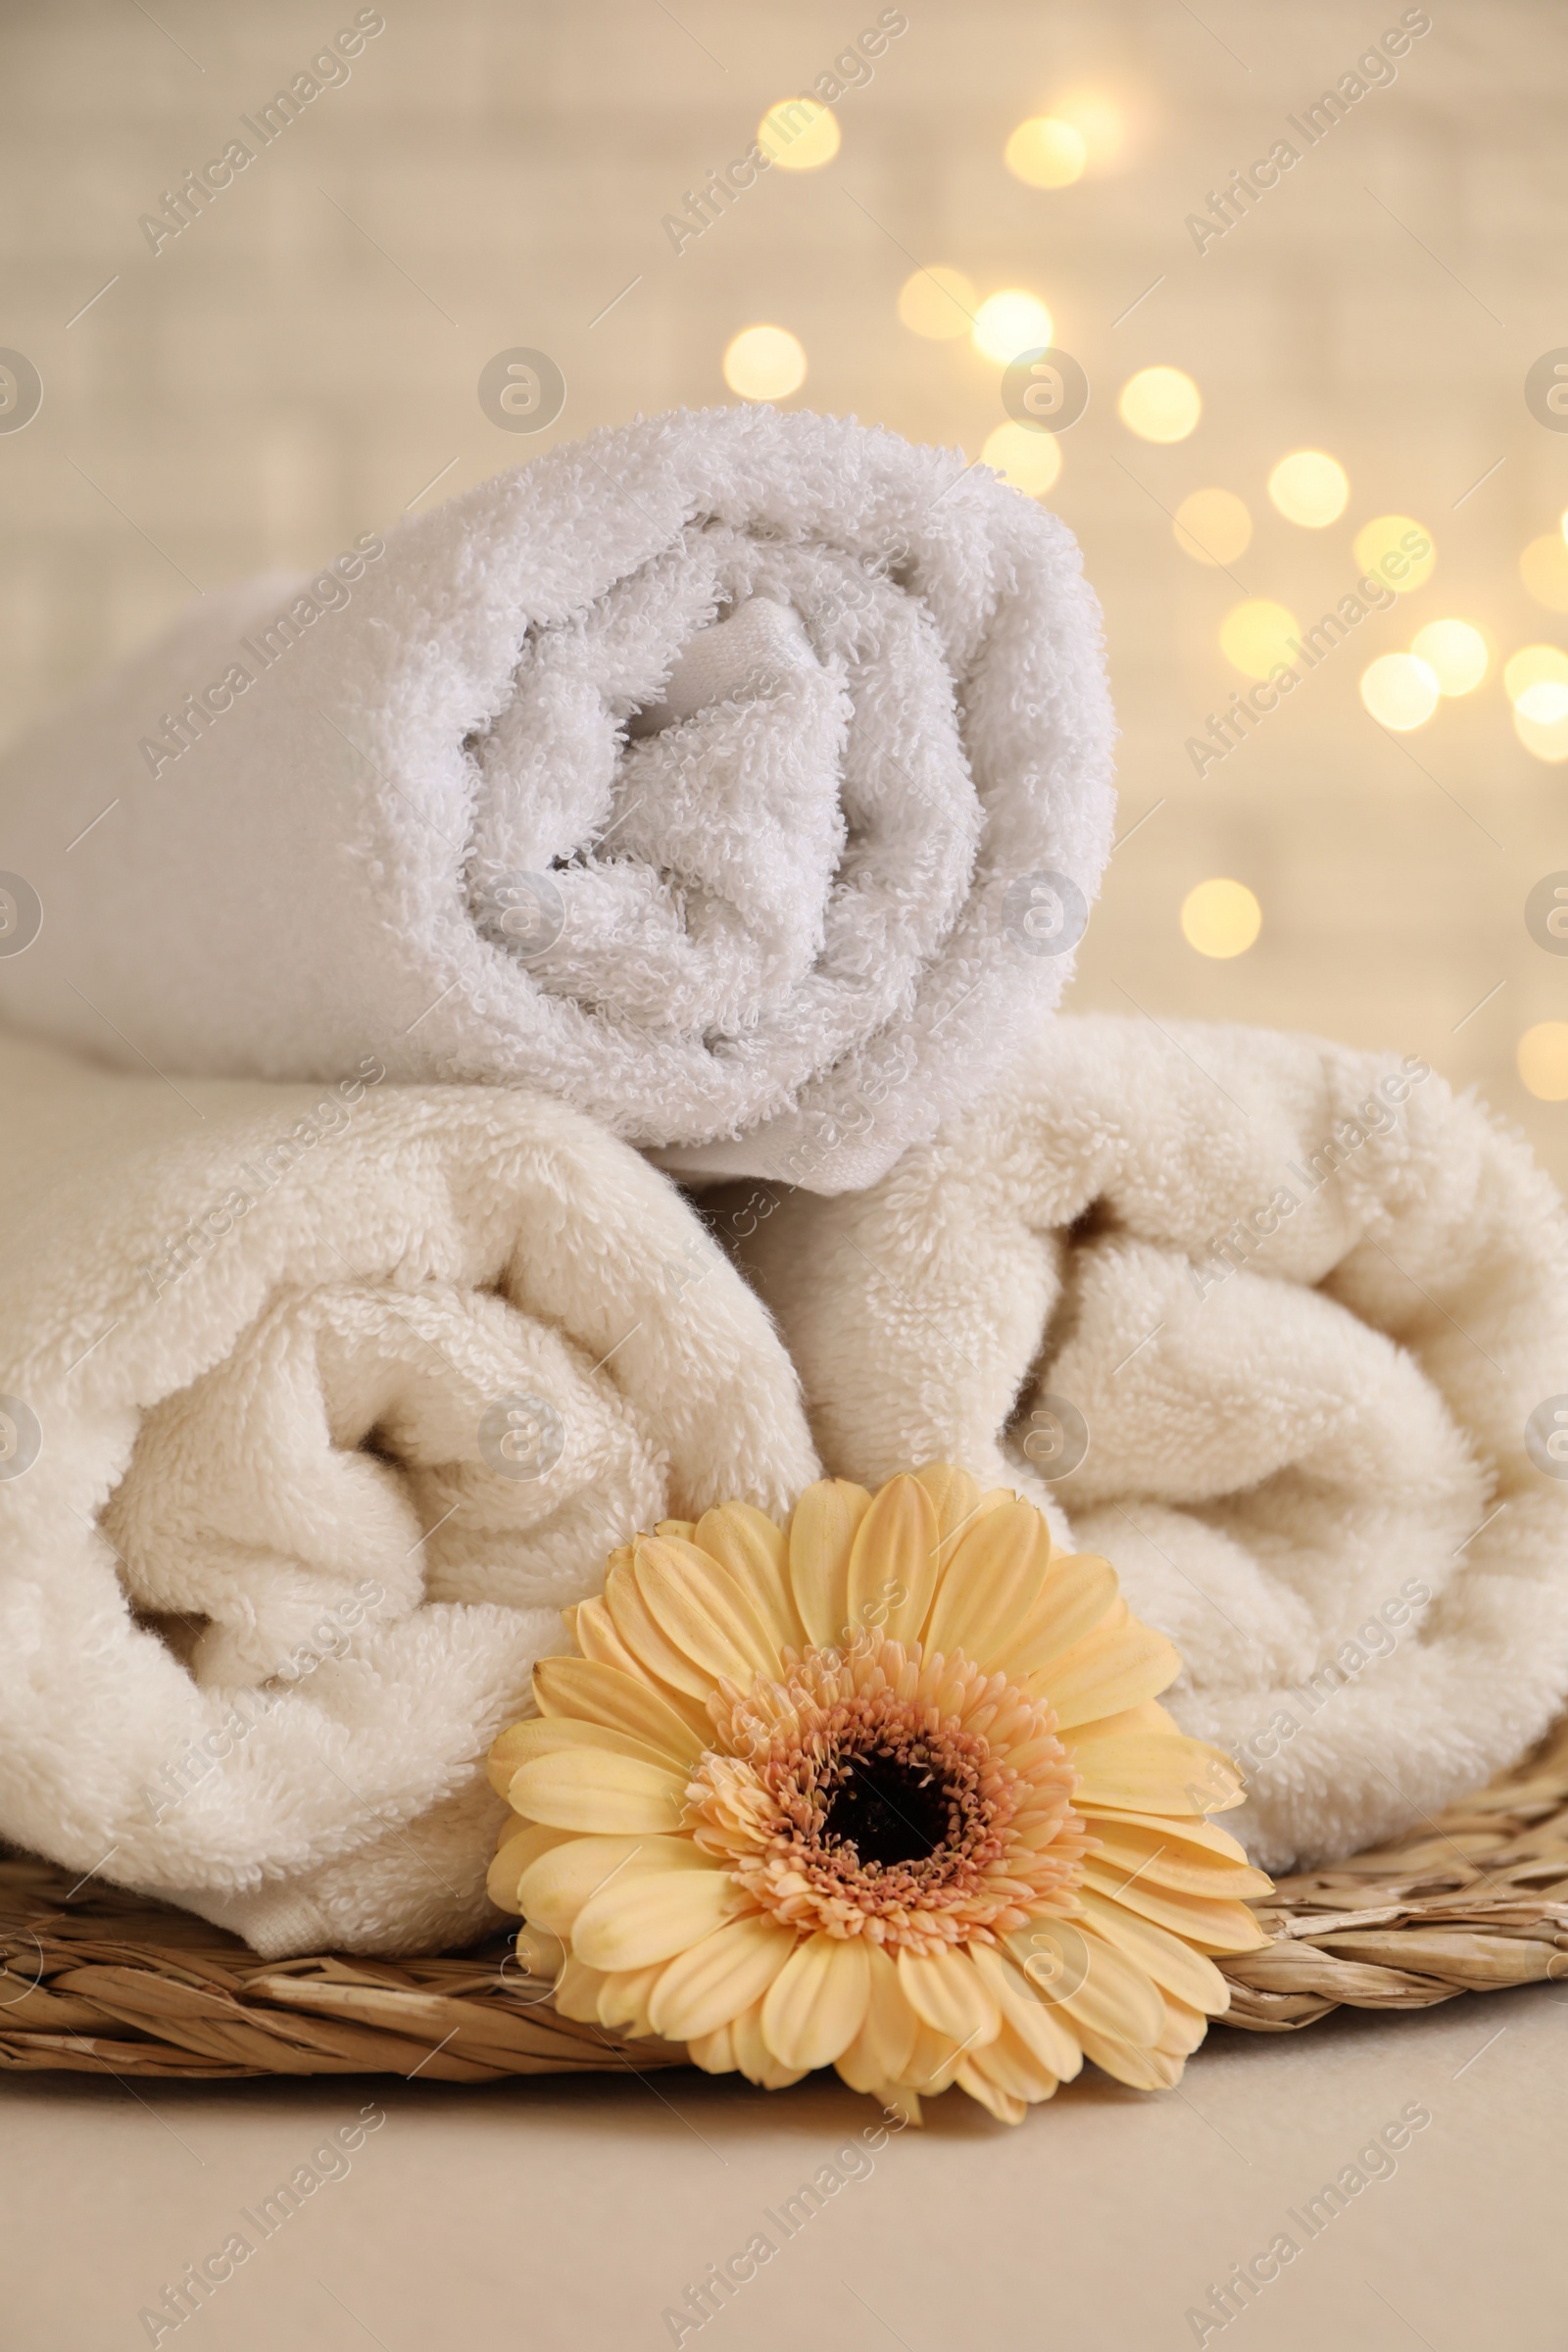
1066,1732,1245,1816
1076,1886,1233,2016
1021,1920,1166,2050
532,1657,705,1767
1029,1614,1181,1729
596,1962,664,2037
487,1820,567,1913
517,1834,696,1936
692,1504,806,1655
1080,1862,1270,1953
989,1552,1120,1679
686,2020,737,2075
833,1939,921,2091
1074,2024,1184,2090
913,1463,1007,1570
633,1534,779,1685
603,1556,719,1702
730,1996,812,2088
507,1747,688,1835
787,1479,872,1648
1077,1803,1256,1866
897,1945,1001,2050
572,1865,743,1973
922,1500,1052,1661
647,1916,797,2043
954,2057,1030,2127
1086,1818,1272,1900
655,1519,698,1542
552,1955,606,2024
493,1716,681,1779
958,2020,1060,2112
1159,1994,1211,2061
761,1930,873,2070
846,1475,941,1650
967,1940,1084,2081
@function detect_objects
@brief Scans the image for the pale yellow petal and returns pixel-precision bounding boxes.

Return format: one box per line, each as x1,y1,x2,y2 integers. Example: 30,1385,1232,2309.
552,1955,606,2023
1080,1862,1270,1953
531,1657,706,1767
487,1819,567,1913
1076,1886,1232,2015
516,1834,692,1936
957,2020,1059,2112
897,1945,1001,2049
1020,1920,1165,2050
572,1864,742,1973
647,1916,797,2042
903,2017,966,2094
603,1556,719,1702
990,1552,1120,1678
1029,1614,1181,1729
967,1939,1084,2081
692,1504,806,1655
486,1713,539,1796
833,1938,920,2091
954,2056,1029,2126
922,1500,1051,1661
1158,1993,1211,2060
685,2020,737,2075
787,1479,873,1647
846,1475,941,1649
730,1996,811,2088
655,1519,698,1542
1075,2023,1183,2090
632,1534,778,1685
760,1930,873,2070
494,1716,681,1777
1077,1803,1256,1866
876,2081,924,2128
912,1463,1004,1570
506,1747,687,1835
1086,1817,1272,1900
596,1961,663,2037
1066,1732,1245,1815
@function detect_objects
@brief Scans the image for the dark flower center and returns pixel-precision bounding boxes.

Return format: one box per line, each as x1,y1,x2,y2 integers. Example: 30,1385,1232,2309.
822,1748,954,1870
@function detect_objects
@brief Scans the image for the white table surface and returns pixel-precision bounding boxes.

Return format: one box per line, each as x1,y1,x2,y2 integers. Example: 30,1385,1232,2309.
4,1982,1564,2352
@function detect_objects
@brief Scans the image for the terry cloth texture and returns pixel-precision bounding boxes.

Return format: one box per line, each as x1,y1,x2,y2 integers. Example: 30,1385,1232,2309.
0,406,1115,1195
0,1032,818,1957
733,1015,1568,1873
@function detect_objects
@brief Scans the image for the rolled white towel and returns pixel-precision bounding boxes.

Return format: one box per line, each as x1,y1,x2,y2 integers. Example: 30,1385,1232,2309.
0,1031,817,1956
734,1015,1568,1871
0,406,1114,1194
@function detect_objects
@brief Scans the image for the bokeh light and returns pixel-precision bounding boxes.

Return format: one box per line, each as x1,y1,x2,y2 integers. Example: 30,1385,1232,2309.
1359,652,1440,730
1004,116,1087,188
971,289,1053,364
1513,702,1568,761
1220,598,1298,679
722,325,807,401
897,266,976,340
1055,92,1124,165
1409,619,1488,696
758,98,840,170
1351,514,1436,593
1181,878,1262,958
1520,532,1568,612
1503,644,1568,703
1118,366,1201,442
981,421,1062,498
1173,488,1251,565
1517,1022,1568,1101
1267,450,1348,527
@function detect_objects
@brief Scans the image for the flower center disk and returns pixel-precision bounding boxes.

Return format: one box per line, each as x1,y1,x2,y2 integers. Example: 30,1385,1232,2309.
821,1746,957,1871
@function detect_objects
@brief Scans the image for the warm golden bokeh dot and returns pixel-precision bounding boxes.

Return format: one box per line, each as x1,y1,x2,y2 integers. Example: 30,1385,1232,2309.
1118,366,1201,442
1181,878,1262,959
971,289,1053,364
1513,703,1568,761
1518,1022,1568,1101
1521,533,1568,613
1503,644,1568,703
897,265,976,340
722,324,807,402
758,97,840,170
1173,488,1251,566
981,421,1062,498
1055,91,1124,165
1267,450,1348,528
1004,116,1087,187
1220,598,1298,680
1352,514,1436,593
1410,619,1489,696
1359,653,1440,730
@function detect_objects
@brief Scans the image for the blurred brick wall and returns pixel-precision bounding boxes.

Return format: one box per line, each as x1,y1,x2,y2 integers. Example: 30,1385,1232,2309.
2,0,1566,1172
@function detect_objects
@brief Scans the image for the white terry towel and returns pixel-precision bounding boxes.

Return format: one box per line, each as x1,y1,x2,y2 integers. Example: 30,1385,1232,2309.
0,407,1115,1195
0,1032,818,1956
734,1016,1568,1872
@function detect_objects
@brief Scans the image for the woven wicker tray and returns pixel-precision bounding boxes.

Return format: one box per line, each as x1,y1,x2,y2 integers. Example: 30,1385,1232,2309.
4,1721,1565,2078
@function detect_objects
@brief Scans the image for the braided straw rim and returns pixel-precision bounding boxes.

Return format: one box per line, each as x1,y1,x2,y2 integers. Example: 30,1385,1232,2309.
3,1719,1565,2076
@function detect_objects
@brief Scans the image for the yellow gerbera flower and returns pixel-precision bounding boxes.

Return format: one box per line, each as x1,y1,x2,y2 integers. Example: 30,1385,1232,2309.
487,1466,1271,2125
